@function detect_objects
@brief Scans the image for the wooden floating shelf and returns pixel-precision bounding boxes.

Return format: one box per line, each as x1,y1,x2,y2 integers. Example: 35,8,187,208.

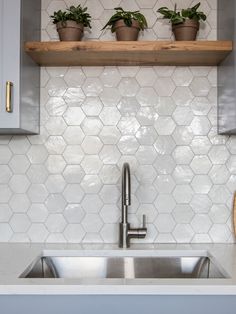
25,40,233,67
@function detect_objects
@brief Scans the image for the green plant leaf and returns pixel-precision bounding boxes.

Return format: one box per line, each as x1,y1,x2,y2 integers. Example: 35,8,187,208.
102,7,148,31
157,2,207,24
50,4,92,28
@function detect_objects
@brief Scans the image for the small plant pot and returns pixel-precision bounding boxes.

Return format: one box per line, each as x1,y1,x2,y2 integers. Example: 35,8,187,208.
172,20,199,41
56,21,84,41
113,19,140,41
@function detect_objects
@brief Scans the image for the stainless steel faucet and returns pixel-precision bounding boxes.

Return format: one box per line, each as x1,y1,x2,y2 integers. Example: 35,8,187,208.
119,163,147,248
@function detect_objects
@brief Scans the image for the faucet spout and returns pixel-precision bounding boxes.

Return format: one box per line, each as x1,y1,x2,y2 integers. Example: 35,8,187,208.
121,163,131,224
119,163,147,248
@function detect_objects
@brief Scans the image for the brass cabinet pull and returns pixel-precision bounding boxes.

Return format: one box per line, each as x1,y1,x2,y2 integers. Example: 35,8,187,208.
6,81,13,113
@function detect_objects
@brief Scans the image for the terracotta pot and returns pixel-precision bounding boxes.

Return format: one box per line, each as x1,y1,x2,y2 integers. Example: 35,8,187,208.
56,21,84,41
172,20,199,41
113,19,140,41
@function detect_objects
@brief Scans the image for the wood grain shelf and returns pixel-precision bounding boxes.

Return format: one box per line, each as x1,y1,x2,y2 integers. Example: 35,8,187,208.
25,40,233,67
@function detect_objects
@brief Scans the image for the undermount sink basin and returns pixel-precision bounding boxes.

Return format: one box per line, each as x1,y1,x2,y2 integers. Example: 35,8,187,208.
20,252,227,279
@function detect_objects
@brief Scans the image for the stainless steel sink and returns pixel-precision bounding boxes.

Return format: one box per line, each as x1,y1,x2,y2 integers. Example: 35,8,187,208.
20,255,227,279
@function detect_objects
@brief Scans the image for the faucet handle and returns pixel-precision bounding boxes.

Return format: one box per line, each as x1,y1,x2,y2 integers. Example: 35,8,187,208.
142,214,146,229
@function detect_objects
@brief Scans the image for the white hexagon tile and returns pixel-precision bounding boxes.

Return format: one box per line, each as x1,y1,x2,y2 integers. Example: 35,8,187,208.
1,0,234,244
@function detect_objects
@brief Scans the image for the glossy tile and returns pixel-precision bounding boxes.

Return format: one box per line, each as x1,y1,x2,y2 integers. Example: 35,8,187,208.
0,0,233,244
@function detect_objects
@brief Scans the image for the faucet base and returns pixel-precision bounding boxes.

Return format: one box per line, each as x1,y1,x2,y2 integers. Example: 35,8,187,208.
119,222,147,248
119,223,130,248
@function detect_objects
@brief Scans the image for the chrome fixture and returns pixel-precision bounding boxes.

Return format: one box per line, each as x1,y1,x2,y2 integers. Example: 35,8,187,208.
119,163,147,248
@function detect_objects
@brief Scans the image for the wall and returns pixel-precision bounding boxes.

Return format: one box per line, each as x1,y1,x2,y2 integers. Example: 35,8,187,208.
0,0,234,244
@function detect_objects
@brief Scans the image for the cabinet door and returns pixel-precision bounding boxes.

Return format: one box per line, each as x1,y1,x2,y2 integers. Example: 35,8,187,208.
218,0,236,134
0,0,21,130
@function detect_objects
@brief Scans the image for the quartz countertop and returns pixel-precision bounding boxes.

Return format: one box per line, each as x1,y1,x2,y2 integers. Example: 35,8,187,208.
1,243,236,295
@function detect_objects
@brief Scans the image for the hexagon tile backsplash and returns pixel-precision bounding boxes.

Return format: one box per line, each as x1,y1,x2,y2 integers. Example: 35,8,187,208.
1,0,234,244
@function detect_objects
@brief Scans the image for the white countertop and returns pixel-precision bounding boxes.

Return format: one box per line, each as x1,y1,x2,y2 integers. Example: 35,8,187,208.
1,243,236,295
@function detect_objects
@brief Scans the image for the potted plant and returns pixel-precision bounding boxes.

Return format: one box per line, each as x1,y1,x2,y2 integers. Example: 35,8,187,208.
157,2,207,41
102,7,148,41
50,5,92,41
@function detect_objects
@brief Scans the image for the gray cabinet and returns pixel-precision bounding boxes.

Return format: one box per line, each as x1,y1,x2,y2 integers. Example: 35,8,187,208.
1,295,236,314
0,0,41,134
218,0,236,134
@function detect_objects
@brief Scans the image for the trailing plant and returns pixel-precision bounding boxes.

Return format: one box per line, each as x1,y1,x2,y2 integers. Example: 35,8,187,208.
102,7,148,32
50,5,92,28
157,2,207,25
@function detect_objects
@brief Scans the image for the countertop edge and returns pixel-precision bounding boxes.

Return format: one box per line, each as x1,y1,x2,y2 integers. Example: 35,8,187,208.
1,285,236,296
